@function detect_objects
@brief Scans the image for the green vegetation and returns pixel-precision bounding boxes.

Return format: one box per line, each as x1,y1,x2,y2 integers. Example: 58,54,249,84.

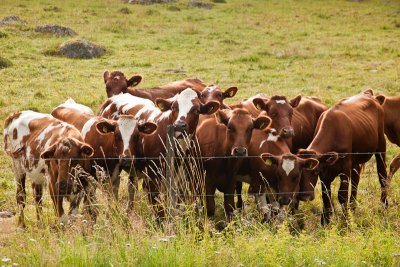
0,0,399,266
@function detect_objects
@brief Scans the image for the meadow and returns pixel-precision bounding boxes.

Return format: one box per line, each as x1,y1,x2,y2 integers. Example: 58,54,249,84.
0,0,400,265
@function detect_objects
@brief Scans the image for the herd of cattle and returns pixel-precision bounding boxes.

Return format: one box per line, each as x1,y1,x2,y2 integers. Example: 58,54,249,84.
4,70,400,229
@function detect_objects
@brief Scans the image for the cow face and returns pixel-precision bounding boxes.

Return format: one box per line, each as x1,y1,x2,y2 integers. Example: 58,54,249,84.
41,138,94,196
216,109,271,157
253,95,301,138
155,88,220,138
199,85,238,105
297,149,339,201
103,70,143,98
261,153,319,205
95,115,157,167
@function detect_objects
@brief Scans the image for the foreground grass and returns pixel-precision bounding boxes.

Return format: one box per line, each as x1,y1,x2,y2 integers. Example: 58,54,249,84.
0,0,400,265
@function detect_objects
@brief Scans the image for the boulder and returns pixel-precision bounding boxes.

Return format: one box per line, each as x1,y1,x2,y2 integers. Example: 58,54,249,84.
35,24,77,36
58,39,105,59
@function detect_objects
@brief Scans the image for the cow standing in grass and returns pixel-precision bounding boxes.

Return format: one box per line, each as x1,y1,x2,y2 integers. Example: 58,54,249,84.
3,111,94,228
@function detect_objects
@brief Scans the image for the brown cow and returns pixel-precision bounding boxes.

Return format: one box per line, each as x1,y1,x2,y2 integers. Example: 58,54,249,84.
3,111,94,228
100,88,220,219
199,85,238,108
103,70,207,100
196,108,271,220
52,99,157,211
298,90,388,225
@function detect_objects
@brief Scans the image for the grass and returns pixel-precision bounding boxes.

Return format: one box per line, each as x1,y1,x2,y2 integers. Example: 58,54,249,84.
0,0,400,266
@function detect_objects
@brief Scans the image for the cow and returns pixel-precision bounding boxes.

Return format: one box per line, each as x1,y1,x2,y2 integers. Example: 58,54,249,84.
196,108,271,220
298,90,388,225
198,85,238,108
99,88,220,219
52,99,157,212
235,127,318,222
3,111,94,228
103,70,207,100
374,94,400,180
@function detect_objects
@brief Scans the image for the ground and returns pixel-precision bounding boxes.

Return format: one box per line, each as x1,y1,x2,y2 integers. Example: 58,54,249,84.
0,0,400,266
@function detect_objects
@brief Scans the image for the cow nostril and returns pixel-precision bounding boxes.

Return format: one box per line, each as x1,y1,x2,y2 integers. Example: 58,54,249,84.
232,147,247,157
278,197,291,206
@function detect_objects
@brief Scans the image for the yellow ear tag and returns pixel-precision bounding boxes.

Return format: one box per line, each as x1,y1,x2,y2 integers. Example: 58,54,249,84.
259,122,265,129
158,102,165,110
102,126,109,133
229,91,234,97
264,158,272,166
208,106,214,113
256,104,261,110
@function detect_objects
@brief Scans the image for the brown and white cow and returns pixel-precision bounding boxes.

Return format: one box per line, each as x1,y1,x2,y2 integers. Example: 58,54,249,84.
298,90,388,225
103,70,207,100
3,111,94,228
52,99,157,211
99,88,220,219
196,108,271,220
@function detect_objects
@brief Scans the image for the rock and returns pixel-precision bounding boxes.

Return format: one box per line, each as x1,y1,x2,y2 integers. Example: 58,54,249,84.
0,57,12,69
58,39,105,59
0,211,14,218
0,15,27,26
35,24,77,36
128,0,176,4
188,1,214,9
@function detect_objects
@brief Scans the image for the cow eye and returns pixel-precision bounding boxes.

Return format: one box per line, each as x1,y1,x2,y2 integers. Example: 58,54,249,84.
201,94,206,98
217,93,222,98
171,106,176,111
228,126,234,132
269,113,277,117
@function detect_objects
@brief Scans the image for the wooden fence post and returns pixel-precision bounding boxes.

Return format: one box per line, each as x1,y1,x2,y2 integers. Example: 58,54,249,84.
166,125,177,211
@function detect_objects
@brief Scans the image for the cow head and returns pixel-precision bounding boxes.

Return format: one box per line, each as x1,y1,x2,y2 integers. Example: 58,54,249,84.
261,153,319,205
103,70,143,98
297,149,339,201
216,108,271,157
199,85,238,105
253,95,301,138
95,115,157,167
155,88,220,138
41,137,94,196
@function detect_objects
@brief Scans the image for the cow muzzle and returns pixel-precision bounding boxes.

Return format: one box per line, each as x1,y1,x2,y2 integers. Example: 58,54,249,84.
174,121,188,138
297,192,315,202
280,127,294,138
120,156,134,168
278,196,291,206
232,147,248,157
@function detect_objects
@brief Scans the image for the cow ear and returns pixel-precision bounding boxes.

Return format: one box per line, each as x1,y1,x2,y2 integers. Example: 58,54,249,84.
155,98,173,112
201,101,220,115
127,75,142,87
323,152,339,165
103,71,110,83
302,158,319,170
138,122,157,135
253,98,267,111
96,120,116,135
298,149,317,159
363,89,374,96
290,95,302,108
253,116,271,130
223,87,238,99
80,144,94,157
376,95,386,106
41,143,58,159
215,110,229,126
261,153,279,167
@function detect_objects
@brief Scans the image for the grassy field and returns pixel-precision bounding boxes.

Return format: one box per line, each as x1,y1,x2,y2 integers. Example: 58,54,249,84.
1,0,400,265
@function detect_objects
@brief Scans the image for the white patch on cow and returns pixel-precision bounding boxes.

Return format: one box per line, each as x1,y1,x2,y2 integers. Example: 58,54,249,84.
56,98,94,115
282,158,295,176
101,93,154,116
176,88,197,120
118,117,137,155
36,124,60,143
114,76,120,80
255,193,269,215
206,85,217,92
275,100,286,105
4,111,52,154
81,118,97,139
259,128,278,148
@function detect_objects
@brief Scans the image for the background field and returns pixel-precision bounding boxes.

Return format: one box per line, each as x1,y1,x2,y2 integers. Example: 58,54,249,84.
1,0,400,266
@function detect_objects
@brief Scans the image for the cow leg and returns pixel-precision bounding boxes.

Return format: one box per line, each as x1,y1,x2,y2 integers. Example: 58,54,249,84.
320,180,333,226
205,184,216,217
15,173,26,229
83,185,98,221
145,178,164,221
224,181,236,222
110,166,121,200
376,151,389,207
49,178,65,220
235,181,243,210
127,175,138,213
338,168,351,223
32,182,43,223
388,153,400,181
350,164,361,211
